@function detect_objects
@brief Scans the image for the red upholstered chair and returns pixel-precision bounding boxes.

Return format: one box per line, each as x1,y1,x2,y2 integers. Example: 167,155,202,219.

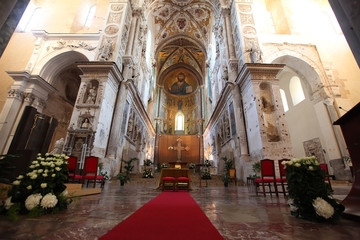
66,156,82,183
176,177,190,191
320,164,333,190
162,177,176,191
254,159,278,197
276,159,289,196
82,156,104,188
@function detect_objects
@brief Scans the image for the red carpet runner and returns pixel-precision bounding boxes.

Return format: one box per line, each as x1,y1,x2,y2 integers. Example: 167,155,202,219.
100,191,224,240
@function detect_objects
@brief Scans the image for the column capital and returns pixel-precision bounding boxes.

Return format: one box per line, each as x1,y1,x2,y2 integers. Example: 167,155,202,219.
236,63,285,87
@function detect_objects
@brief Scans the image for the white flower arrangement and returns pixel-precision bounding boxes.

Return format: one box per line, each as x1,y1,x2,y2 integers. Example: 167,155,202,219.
40,193,58,209
4,197,13,210
25,194,42,211
12,180,21,185
287,198,298,212
312,197,334,219
282,156,319,169
3,153,71,219
61,189,68,197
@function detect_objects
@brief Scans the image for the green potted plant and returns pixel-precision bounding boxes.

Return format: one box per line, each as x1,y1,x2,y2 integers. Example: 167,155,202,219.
116,174,128,186
252,161,261,179
117,158,138,186
223,175,230,187
222,157,234,187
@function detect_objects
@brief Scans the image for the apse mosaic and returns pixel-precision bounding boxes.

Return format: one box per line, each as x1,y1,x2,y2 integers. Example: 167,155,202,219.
163,69,198,96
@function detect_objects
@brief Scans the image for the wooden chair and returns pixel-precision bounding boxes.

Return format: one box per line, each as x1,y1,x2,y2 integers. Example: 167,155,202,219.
229,168,237,186
66,156,82,183
162,177,176,191
176,177,190,191
276,159,289,196
254,159,278,197
320,164,333,190
82,156,105,188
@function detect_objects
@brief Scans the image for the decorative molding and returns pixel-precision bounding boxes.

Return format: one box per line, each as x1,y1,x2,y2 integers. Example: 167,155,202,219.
51,39,97,51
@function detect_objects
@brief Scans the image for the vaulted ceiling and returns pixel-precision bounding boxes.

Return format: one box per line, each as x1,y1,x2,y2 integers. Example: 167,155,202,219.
148,0,220,81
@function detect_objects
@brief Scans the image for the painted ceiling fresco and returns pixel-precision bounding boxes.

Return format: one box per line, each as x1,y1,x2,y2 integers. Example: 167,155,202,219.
149,0,214,46
157,38,205,76
149,0,219,81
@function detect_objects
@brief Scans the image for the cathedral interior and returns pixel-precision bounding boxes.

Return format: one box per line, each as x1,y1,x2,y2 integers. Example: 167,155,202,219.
0,0,359,184
1,0,360,239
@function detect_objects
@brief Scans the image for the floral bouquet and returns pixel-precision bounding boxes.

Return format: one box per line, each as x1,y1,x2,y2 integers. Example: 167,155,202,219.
204,160,211,168
161,163,168,169
143,159,153,167
189,163,196,169
142,169,154,178
1,153,71,221
283,156,344,222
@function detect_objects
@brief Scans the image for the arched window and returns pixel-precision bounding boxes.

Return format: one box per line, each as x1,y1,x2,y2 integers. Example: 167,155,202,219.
18,6,42,32
175,112,184,131
289,76,305,106
85,5,96,27
280,89,289,112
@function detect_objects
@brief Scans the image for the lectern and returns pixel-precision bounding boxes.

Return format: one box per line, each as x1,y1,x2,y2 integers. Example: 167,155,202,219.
334,102,360,221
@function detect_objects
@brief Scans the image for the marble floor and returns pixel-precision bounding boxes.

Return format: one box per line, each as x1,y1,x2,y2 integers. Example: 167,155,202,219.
0,181,359,240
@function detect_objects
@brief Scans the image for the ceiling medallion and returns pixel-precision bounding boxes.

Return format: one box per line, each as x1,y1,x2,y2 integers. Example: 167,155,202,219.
176,18,187,31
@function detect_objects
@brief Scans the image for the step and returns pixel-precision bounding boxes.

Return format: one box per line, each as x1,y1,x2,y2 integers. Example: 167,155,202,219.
65,183,83,190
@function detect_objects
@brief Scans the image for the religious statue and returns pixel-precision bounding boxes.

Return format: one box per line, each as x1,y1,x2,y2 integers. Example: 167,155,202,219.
222,65,229,81
86,85,97,104
81,118,90,129
127,114,134,136
169,72,193,95
50,138,64,155
99,39,113,61
247,42,262,63
224,118,231,138
168,124,173,134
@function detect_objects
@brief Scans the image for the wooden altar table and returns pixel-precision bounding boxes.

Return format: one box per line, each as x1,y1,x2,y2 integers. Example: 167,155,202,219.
157,168,191,189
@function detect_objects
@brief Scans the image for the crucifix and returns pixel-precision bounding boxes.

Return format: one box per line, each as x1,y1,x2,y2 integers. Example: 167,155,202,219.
169,137,190,162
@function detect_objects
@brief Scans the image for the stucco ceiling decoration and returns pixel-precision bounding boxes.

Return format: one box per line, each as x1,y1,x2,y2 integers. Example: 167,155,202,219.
149,0,213,46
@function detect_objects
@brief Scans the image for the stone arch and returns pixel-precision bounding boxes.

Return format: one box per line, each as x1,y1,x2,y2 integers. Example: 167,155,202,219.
265,50,329,99
33,48,93,77
39,50,89,84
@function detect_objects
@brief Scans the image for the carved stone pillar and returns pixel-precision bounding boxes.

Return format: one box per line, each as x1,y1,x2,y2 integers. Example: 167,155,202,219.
229,83,249,157
97,1,131,66
222,7,238,80
0,72,55,154
65,62,123,160
125,8,142,57
237,63,293,162
222,8,236,60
